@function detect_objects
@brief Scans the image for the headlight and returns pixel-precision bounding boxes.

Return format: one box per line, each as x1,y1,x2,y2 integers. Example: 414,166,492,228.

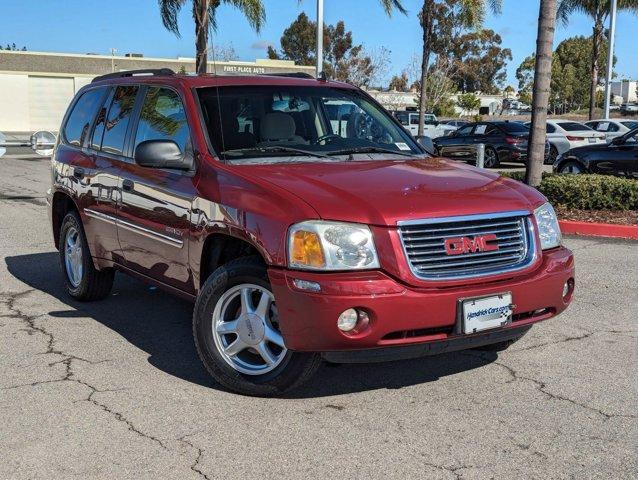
288,220,380,271
534,202,561,250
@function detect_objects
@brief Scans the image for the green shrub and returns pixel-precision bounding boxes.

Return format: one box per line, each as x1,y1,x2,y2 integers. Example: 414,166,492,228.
501,173,638,210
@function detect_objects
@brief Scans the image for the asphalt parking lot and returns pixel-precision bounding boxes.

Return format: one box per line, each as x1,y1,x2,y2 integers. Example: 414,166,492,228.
1,153,637,479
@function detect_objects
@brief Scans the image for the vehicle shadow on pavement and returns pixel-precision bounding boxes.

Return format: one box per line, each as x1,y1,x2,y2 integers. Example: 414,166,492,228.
6,252,497,398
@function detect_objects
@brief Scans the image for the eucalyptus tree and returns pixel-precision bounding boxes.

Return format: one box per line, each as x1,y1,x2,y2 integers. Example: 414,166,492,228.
416,0,502,137
557,0,638,119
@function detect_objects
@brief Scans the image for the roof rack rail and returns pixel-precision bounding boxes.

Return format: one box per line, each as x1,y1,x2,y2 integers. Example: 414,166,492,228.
261,72,315,79
92,68,175,83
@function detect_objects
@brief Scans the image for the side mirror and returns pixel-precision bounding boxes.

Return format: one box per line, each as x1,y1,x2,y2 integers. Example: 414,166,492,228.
134,139,192,170
415,136,437,156
611,136,624,146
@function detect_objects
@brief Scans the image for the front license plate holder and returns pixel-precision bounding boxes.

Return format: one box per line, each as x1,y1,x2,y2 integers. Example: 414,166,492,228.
459,292,513,335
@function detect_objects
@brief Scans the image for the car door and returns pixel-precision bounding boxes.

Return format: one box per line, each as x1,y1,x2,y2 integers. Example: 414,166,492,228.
116,85,198,293
438,124,475,158
600,130,638,177
59,85,123,264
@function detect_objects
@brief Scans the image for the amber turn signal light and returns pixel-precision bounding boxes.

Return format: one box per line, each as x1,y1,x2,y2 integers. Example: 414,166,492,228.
290,230,326,268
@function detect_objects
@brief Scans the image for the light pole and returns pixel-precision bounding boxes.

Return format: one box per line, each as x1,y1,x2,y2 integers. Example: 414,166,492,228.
316,0,324,77
110,48,117,72
603,0,617,118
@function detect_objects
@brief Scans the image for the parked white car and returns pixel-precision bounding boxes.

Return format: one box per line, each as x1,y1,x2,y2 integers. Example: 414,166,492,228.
393,111,457,138
584,119,638,142
525,120,606,163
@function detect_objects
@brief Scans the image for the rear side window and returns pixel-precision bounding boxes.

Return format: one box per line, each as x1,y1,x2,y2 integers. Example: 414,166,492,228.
63,87,106,147
100,86,139,155
546,123,556,133
134,87,191,155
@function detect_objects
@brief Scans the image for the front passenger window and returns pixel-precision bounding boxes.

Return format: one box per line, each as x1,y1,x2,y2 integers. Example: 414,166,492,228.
100,86,138,155
134,87,191,156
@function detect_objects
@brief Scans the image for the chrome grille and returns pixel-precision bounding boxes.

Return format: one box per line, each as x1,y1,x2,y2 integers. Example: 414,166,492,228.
398,211,536,280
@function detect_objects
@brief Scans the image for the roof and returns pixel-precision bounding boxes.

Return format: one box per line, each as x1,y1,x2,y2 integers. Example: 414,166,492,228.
88,70,357,90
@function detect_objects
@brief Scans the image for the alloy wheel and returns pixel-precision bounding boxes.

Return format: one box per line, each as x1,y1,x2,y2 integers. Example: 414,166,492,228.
211,284,287,375
64,226,83,287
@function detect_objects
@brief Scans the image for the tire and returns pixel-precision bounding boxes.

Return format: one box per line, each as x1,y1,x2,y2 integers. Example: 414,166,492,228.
559,161,584,174
193,256,321,396
547,145,559,165
483,146,500,168
474,328,530,352
59,211,114,301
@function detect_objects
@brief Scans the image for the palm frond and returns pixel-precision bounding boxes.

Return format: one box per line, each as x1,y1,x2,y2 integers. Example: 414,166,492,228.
379,0,408,16
218,0,266,32
158,0,187,36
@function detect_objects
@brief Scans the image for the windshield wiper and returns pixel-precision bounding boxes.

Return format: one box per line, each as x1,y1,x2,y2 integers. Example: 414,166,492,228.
326,146,418,158
222,146,332,159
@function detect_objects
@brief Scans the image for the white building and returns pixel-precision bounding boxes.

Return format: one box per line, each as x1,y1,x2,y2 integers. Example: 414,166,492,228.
0,50,314,133
610,80,637,104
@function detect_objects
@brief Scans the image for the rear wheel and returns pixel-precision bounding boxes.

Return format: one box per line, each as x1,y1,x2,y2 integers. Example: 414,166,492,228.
483,146,500,168
193,256,321,396
559,161,584,174
59,211,114,301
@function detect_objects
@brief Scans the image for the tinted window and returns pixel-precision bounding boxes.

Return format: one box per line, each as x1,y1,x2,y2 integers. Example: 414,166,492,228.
394,112,409,125
100,86,138,155
558,122,591,132
134,87,191,156
546,123,556,133
198,85,420,160
457,125,474,136
63,87,106,147
501,122,529,133
621,121,638,129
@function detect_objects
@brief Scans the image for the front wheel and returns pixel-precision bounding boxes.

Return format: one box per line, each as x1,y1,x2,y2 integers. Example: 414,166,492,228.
559,161,584,174
193,256,321,396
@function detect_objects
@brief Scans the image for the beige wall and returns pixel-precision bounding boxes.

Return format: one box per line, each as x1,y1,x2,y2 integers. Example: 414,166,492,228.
0,74,30,131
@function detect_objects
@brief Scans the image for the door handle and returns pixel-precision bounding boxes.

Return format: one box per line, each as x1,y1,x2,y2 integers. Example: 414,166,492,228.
122,179,134,191
73,167,85,179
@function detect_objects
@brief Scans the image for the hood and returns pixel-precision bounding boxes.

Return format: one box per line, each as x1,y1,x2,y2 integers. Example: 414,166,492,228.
237,157,545,226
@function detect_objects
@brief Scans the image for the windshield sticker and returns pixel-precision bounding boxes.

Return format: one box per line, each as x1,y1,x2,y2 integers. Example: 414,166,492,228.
395,142,411,151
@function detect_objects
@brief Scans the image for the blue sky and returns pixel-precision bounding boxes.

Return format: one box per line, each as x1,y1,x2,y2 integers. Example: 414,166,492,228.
2,0,637,87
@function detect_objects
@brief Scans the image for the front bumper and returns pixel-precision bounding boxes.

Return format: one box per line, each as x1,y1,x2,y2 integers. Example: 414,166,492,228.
269,246,574,352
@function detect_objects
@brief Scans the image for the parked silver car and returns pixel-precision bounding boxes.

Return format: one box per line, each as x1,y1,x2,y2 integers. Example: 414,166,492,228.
525,120,606,163
585,119,638,142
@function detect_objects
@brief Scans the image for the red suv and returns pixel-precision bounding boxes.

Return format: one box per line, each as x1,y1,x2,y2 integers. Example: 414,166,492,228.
47,69,575,396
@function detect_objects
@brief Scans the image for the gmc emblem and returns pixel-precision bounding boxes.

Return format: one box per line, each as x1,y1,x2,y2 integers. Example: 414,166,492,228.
444,234,499,255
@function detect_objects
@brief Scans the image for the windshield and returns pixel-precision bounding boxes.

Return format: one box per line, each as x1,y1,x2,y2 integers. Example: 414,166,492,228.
198,85,421,162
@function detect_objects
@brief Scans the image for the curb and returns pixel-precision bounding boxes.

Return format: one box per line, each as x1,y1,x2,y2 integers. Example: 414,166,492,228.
559,220,638,240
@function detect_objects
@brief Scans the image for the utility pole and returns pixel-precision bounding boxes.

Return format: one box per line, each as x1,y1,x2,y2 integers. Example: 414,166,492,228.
603,0,617,119
110,48,117,72
316,0,324,77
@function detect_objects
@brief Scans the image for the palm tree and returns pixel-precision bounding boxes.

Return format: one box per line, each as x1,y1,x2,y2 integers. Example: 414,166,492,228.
557,0,638,120
159,0,266,74
417,0,502,137
526,0,558,187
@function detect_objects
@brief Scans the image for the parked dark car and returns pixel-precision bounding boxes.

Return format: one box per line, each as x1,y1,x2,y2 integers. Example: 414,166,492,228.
553,127,638,176
433,121,548,168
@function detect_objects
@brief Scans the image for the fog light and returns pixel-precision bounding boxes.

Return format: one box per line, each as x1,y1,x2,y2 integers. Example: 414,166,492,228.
337,308,359,332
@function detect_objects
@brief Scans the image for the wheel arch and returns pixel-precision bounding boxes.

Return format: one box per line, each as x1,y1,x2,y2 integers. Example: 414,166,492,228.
51,191,80,250
198,231,268,288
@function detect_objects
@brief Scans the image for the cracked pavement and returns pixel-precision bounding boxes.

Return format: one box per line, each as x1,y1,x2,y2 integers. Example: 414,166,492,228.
1,155,637,479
